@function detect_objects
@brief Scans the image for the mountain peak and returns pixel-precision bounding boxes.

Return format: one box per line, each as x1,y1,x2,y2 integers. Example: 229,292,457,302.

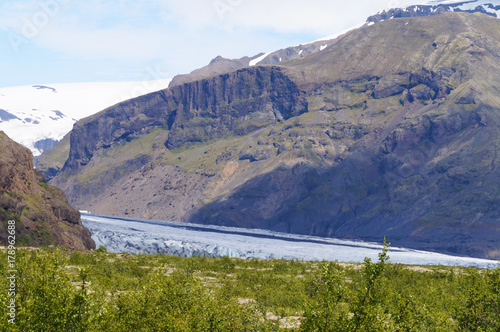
209,55,227,64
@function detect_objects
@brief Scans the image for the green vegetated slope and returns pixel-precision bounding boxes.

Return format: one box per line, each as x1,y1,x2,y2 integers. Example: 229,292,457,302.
0,132,94,250
35,132,71,182
43,12,500,258
0,246,499,331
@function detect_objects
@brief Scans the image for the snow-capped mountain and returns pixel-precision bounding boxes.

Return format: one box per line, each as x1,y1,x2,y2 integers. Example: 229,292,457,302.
0,80,171,157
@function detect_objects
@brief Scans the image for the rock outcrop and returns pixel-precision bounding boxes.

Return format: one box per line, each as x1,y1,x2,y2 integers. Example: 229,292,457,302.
0,131,95,250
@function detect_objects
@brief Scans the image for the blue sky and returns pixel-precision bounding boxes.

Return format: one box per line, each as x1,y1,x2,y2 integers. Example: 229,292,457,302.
0,0,426,87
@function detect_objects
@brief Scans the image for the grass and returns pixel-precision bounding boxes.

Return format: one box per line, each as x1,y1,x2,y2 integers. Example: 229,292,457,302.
72,128,165,185
158,135,248,172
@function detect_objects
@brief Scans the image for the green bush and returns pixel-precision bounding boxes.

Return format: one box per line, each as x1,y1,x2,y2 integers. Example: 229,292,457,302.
0,243,498,331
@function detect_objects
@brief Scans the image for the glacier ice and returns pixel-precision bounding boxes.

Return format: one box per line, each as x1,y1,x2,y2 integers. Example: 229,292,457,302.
82,213,499,268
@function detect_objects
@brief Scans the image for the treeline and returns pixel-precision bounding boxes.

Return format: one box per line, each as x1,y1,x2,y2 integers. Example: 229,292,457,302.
0,243,499,331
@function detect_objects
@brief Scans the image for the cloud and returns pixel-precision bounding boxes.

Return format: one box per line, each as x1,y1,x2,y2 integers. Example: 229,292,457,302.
159,0,428,34
1,0,428,60
37,26,169,60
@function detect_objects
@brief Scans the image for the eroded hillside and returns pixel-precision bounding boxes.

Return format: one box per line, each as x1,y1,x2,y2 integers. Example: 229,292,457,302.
0,131,94,249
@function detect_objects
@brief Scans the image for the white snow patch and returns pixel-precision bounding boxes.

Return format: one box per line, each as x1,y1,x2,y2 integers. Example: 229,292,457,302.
453,0,487,11
299,49,303,55
320,44,328,51
249,52,272,66
424,0,468,4
425,0,500,15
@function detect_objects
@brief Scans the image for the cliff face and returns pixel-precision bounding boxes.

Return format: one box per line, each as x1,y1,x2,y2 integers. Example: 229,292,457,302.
45,13,500,259
0,132,94,250
51,66,307,204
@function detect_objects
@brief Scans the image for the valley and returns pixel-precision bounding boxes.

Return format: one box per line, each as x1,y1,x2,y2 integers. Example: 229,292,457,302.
1,1,499,330
41,12,500,259
1,243,499,331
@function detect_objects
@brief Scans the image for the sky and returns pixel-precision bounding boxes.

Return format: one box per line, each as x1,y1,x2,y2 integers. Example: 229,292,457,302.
0,0,431,88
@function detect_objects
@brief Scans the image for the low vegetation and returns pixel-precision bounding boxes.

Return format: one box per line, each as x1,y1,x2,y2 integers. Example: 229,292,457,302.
1,242,499,331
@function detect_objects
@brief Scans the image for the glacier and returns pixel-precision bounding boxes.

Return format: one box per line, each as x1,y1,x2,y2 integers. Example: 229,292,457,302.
82,213,499,269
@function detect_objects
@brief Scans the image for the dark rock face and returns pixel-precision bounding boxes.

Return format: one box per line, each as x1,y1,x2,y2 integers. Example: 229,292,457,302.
166,66,308,149
0,109,20,122
0,131,94,250
33,138,58,154
45,13,500,259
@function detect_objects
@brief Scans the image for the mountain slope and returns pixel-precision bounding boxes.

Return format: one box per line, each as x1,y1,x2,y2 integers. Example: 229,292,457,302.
190,12,500,258
0,131,94,250
46,12,499,259
0,80,171,157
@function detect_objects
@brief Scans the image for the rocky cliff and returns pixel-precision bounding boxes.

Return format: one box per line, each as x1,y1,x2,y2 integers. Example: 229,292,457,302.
0,132,95,250
44,12,499,259
51,65,307,204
